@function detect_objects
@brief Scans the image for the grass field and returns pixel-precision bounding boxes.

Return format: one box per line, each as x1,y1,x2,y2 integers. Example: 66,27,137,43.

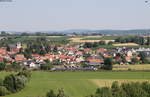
0,71,150,97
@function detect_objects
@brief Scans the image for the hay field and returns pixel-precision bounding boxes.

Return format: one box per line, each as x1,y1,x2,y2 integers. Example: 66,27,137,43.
113,64,150,71
113,43,139,46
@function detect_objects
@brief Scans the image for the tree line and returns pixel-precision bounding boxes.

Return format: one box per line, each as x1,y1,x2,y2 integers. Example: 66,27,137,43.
87,81,150,97
83,41,113,48
115,36,150,45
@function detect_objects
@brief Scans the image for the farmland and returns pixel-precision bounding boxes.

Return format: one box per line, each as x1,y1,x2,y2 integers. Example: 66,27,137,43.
0,71,149,97
113,64,150,71
69,36,115,43
113,43,139,47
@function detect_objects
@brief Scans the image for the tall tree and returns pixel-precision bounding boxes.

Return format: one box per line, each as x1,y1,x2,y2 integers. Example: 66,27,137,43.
102,58,113,70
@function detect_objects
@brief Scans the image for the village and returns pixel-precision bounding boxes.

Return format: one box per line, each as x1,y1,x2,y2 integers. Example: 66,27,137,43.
0,41,149,71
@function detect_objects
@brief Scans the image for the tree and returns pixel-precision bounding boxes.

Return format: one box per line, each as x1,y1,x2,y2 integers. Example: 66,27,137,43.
3,74,16,93
111,81,127,97
81,62,88,68
87,81,150,97
3,74,27,93
57,88,69,97
11,62,22,71
23,49,32,59
139,52,148,64
0,31,7,36
14,75,27,92
108,41,113,45
102,58,113,70
146,37,150,45
95,87,112,97
46,90,57,97
17,71,31,81
141,82,150,97
0,79,3,86
83,53,91,59
121,82,148,97
131,58,140,64
41,63,53,70
0,86,10,96
0,63,6,71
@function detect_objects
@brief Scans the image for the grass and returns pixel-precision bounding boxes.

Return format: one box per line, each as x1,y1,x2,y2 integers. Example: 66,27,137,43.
0,71,150,97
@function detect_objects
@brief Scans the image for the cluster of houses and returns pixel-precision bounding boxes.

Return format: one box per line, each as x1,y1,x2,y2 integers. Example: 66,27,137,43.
0,42,150,70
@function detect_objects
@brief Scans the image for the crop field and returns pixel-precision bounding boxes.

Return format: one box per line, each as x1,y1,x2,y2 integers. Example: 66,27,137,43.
113,43,139,47
0,71,150,97
113,64,150,71
69,37,115,43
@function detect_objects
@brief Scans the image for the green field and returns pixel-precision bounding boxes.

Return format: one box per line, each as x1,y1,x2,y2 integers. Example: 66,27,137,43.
0,71,150,97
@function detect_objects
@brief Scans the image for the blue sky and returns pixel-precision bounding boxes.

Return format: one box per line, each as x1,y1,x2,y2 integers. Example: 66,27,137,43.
0,0,150,31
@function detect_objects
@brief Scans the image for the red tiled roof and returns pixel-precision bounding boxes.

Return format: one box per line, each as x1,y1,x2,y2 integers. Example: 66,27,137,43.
104,55,111,58
97,48,107,53
136,57,141,60
84,48,92,52
32,54,40,57
88,59,104,63
60,55,75,60
125,56,131,60
15,54,26,61
15,57,26,61
64,47,77,51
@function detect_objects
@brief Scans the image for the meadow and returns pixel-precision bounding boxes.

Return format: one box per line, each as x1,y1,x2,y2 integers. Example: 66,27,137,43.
0,71,150,97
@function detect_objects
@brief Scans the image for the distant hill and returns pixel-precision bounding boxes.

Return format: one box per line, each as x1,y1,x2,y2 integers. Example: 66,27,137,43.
1,29,150,35
62,29,150,35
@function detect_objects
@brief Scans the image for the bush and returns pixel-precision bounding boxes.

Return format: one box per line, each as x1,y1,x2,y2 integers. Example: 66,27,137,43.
3,71,31,93
46,88,69,97
3,74,16,93
46,89,56,97
87,81,150,97
17,71,31,80
0,79,3,86
0,86,10,96
0,63,6,71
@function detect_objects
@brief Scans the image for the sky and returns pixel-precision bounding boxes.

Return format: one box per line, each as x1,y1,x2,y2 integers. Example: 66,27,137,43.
0,0,150,31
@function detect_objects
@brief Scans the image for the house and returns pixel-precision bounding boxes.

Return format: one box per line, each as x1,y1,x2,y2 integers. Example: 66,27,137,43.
125,56,132,62
103,54,111,58
0,48,7,54
45,54,55,62
84,48,92,54
15,54,26,62
75,51,83,56
0,57,3,62
32,54,41,59
87,59,104,66
8,42,22,50
23,60,40,69
126,51,133,57
97,48,107,54
76,57,84,63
